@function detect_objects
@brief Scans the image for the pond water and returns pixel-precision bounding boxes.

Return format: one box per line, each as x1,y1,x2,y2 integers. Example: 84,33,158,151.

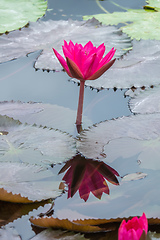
0,0,158,239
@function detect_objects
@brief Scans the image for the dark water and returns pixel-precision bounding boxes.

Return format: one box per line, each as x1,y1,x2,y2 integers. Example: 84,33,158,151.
0,0,148,239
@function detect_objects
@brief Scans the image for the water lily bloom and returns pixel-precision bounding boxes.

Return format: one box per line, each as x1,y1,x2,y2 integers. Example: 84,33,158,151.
59,153,119,202
53,41,116,132
118,213,148,240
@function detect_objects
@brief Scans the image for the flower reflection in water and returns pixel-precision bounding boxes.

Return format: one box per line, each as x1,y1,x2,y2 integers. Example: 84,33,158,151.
59,153,120,202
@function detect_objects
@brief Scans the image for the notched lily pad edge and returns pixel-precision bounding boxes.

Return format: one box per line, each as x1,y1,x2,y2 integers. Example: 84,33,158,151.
0,100,77,138
30,216,160,233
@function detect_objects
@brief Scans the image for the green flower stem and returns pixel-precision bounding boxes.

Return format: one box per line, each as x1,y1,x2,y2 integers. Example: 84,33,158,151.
76,80,85,132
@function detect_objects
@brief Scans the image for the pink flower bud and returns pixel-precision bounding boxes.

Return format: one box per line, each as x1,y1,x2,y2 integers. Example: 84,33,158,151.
118,213,148,240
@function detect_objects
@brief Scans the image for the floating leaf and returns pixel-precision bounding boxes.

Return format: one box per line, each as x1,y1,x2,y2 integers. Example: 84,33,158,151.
30,215,160,236
73,39,160,89
0,227,21,240
0,200,48,227
30,229,87,240
104,137,160,170
0,115,76,166
0,0,47,34
0,162,62,203
83,9,160,40
30,216,104,232
0,18,132,69
0,101,92,135
129,87,160,114
122,172,148,181
78,114,160,159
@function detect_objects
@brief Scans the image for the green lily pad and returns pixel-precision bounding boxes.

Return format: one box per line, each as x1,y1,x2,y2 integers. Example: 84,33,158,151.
0,115,76,166
0,0,47,34
147,0,160,8
129,86,160,114
0,162,62,202
78,114,160,159
73,39,160,89
83,9,160,40
0,18,132,69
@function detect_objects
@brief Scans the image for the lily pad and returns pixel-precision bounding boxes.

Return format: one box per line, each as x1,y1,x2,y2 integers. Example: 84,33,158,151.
50,163,160,219
0,162,62,202
83,8,160,40
0,101,92,135
78,113,160,159
30,229,87,240
129,86,160,114
0,227,21,240
0,200,48,227
73,39,160,89
30,216,103,232
0,0,47,34
0,18,132,69
104,137,160,170
0,115,76,166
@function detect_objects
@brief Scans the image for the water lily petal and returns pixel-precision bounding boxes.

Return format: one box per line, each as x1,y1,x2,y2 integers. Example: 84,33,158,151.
66,57,84,80
128,229,139,240
68,40,75,54
62,45,74,61
99,47,116,68
88,58,116,80
70,163,86,197
91,161,119,185
85,54,100,79
96,43,106,60
79,183,90,201
52,48,71,76
84,41,94,52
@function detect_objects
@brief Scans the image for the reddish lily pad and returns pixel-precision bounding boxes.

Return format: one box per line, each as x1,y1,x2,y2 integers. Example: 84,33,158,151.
0,18,132,70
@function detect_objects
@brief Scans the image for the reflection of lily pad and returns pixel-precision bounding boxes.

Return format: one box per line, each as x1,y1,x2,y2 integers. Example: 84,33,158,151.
0,0,47,34
0,115,76,166
0,101,92,135
0,162,62,202
0,18,132,69
83,9,160,40
73,39,160,89
129,87,160,114
78,114,160,159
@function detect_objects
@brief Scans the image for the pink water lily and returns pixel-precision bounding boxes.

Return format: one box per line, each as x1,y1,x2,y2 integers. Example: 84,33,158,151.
53,40,116,81
53,41,116,132
59,154,119,202
118,213,148,240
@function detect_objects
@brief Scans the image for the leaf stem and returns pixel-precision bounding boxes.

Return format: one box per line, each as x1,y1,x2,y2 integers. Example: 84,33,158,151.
96,0,109,14
76,80,85,133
